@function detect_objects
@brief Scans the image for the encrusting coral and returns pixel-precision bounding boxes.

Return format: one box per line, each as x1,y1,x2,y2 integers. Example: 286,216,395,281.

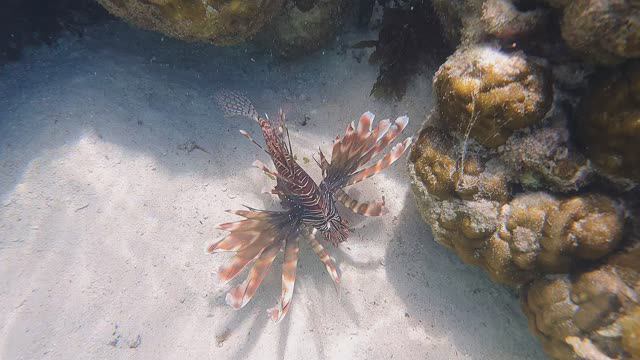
409,123,509,271
96,0,351,56
96,0,286,45
488,193,624,283
409,122,511,203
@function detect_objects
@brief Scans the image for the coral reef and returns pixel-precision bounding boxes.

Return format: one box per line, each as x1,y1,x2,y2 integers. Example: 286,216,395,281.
410,121,625,286
261,0,346,58
575,62,640,186
433,45,553,148
412,1,640,358
490,193,624,277
410,123,511,203
560,0,640,65
522,243,640,359
434,0,640,65
96,0,286,45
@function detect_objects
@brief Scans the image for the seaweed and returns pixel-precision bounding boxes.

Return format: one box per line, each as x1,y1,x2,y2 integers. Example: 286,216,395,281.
354,0,453,100
0,0,110,66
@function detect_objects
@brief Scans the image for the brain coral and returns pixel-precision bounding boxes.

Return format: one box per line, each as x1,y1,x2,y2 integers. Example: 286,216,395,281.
418,1,639,359
409,116,625,287
522,243,640,359
434,45,552,148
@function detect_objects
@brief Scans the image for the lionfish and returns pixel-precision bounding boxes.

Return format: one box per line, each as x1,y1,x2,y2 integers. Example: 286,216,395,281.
209,90,412,322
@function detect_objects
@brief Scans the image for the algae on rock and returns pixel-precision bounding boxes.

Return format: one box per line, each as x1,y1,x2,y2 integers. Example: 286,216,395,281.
499,125,593,192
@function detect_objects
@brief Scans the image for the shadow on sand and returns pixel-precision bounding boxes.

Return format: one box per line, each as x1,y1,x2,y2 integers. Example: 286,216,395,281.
383,191,545,359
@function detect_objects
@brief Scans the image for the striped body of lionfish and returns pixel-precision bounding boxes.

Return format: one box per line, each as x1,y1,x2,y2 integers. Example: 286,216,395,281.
209,90,412,322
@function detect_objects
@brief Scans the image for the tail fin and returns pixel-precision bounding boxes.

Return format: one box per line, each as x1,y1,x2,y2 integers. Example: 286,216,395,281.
209,209,296,310
209,208,343,322
214,90,259,122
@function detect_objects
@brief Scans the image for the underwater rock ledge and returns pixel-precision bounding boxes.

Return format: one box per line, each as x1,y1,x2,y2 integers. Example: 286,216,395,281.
95,0,348,57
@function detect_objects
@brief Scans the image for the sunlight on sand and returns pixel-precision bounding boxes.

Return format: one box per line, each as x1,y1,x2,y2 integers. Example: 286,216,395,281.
0,22,544,360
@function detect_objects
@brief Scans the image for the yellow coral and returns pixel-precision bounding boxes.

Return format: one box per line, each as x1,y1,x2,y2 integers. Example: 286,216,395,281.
434,45,552,148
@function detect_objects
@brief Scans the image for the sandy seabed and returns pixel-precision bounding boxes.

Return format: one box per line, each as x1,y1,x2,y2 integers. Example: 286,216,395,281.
0,22,545,360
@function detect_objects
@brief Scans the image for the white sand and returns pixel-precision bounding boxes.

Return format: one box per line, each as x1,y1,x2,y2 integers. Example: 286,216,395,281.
0,22,545,360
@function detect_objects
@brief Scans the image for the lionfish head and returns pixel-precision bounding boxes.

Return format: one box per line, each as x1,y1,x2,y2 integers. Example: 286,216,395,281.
321,216,350,246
